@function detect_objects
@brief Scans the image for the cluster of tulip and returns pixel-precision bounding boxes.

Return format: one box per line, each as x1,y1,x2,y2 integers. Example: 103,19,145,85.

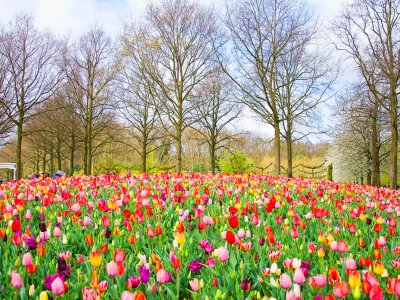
0,173,399,299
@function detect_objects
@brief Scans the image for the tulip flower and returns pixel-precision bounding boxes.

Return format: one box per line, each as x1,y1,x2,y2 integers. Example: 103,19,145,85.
189,278,200,291
88,251,102,268
114,248,126,265
10,270,23,289
279,273,292,289
333,282,349,298
107,261,118,277
138,265,150,284
217,246,229,262
293,268,305,285
22,252,33,267
156,269,172,284
51,277,65,295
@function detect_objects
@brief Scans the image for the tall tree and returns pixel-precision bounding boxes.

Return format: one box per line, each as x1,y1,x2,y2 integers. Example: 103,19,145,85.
144,0,222,172
331,85,390,184
276,39,336,177
118,25,161,172
193,70,242,173
62,27,119,175
333,0,400,188
0,15,61,178
222,0,316,175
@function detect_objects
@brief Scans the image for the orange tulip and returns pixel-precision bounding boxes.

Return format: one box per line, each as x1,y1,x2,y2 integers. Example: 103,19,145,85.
328,267,341,284
85,235,94,245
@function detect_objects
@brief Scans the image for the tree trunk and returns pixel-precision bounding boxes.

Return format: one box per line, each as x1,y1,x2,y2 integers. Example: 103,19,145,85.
35,149,40,173
176,131,182,173
273,117,281,176
50,145,54,176
70,132,75,176
42,151,46,174
142,138,147,173
389,84,398,189
83,128,88,175
210,141,216,173
87,100,93,176
371,102,379,186
286,131,293,178
16,123,23,179
57,138,62,171
367,169,371,185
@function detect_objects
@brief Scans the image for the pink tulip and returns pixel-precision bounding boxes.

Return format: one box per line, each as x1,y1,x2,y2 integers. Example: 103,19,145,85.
377,236,386,246
22,252,33,267
333,282,349,298
106,261,118,277
51,277,65,295
121,291,135,300
286,290,297,300
279,273,292,289
71,203,80,212
189,278,199,291
83,216,91,227
206,256,216,267
337,240,348,252
156,269,172,284
217,247,229,262
309,274,327,288
53,227,62,238
330,241,338,251
293,268,305,285
202,216,214,225
237,228,245,238
10,270,23,289
345,258,357,270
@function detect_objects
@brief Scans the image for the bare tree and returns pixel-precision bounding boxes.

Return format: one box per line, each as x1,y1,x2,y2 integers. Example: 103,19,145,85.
0,109,13,146
222,0,316,175
276,39,336,177
144,0,222,172
193,70,242,173
0,15,62,178
118,25,162,172
333,0,400,188
331,85,390,184
62,27,119,175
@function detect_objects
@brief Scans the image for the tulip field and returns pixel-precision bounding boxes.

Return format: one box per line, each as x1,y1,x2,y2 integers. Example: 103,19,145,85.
0,173,399,299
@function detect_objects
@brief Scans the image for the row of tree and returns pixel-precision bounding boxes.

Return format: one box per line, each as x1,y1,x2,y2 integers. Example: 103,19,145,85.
0,0,399,188
329,0,400,187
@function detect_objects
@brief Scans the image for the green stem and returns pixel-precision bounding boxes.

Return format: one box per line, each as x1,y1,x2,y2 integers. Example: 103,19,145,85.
176,272,180,299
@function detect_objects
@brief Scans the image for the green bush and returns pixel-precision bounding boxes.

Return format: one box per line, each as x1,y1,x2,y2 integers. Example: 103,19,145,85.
218,152,253,174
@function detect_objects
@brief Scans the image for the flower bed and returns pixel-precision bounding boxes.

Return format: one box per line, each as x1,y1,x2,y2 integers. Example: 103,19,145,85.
0,173,399,299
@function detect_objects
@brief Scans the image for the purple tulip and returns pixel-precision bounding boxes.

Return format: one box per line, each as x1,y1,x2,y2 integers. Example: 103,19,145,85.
188,260,203,273
139,266,150,284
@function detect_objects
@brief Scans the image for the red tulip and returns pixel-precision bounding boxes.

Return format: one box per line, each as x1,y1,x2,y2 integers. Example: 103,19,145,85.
228,215,238,228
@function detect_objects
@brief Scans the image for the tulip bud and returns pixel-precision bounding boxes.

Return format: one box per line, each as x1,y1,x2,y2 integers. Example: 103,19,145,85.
39,291,48,300
29,285,35,297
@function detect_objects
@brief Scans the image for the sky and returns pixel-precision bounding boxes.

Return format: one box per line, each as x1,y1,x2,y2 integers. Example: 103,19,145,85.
0,0,349,36
0,0,351,138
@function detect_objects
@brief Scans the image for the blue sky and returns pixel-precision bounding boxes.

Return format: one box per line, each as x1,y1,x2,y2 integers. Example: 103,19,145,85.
0,0,349,36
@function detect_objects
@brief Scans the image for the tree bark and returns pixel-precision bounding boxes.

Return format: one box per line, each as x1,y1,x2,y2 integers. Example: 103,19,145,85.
142,137,147,173
274,116,281,176
42,151,46,174
16,123,23,179
389,96,398,189
176,131,182,173
210,140,216,173
286,134,293,178
56,138,62,171
371,101,379,186
70,132,75,176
